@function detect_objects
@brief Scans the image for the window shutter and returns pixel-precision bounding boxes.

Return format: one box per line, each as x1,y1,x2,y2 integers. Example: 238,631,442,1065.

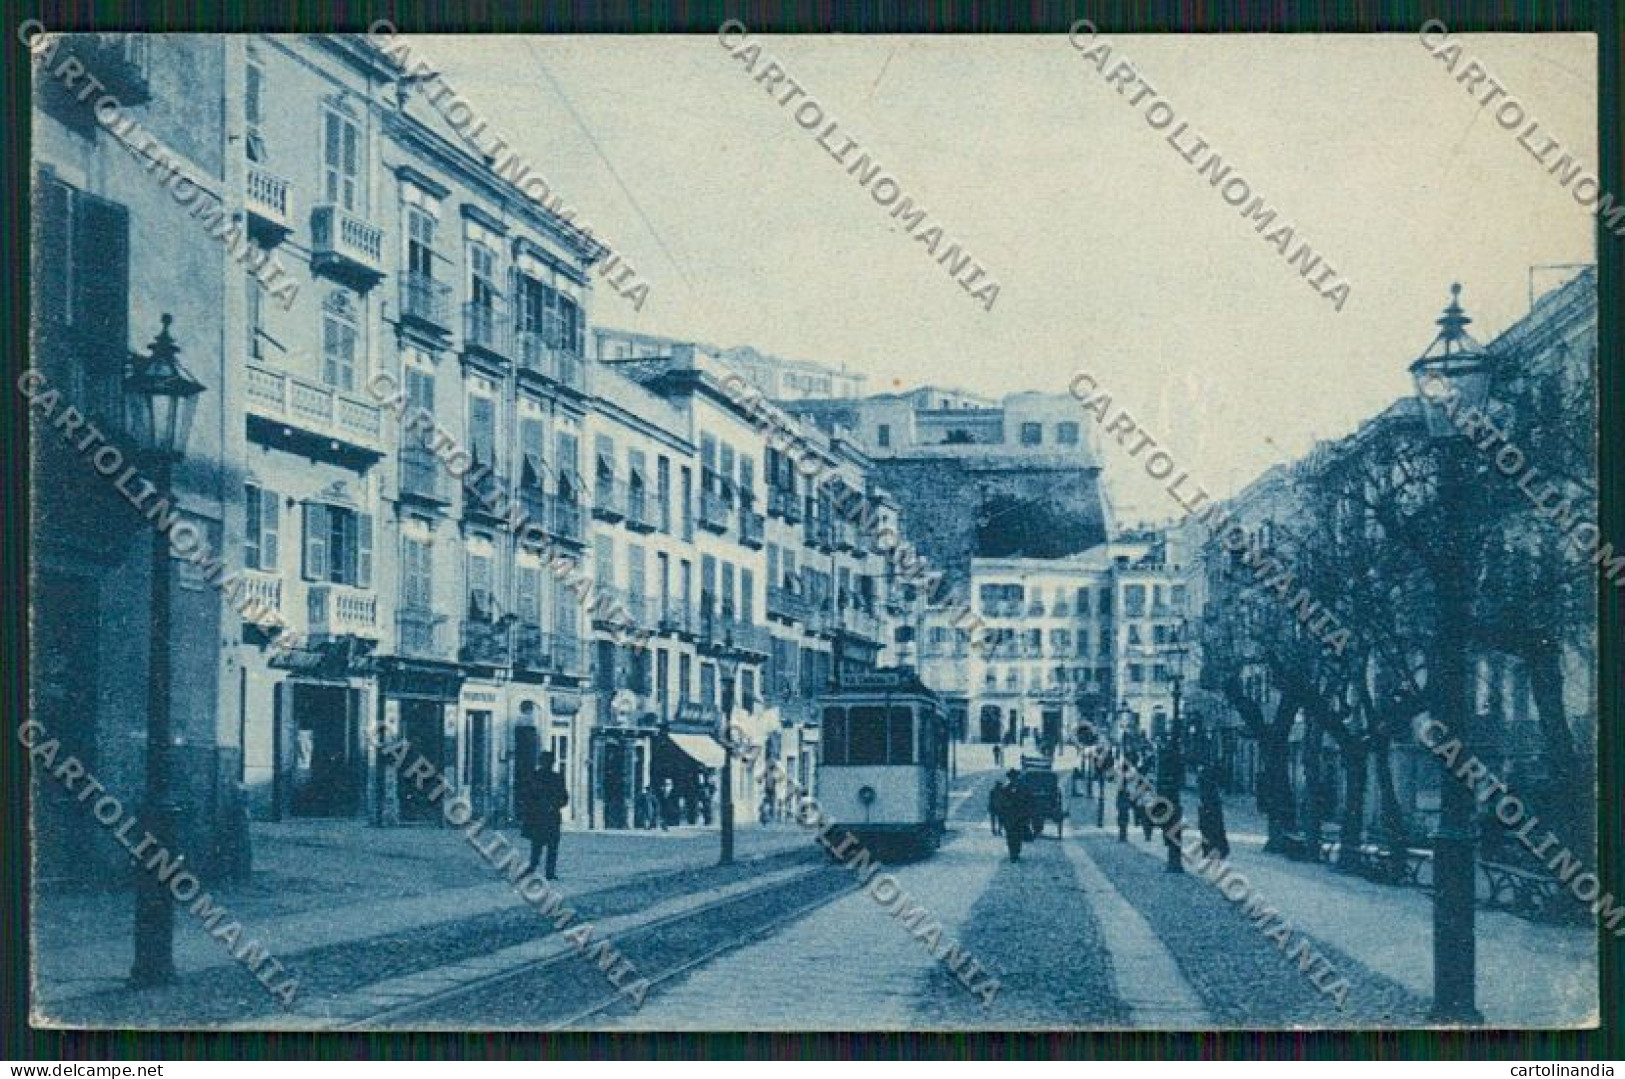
303,503,330,581
517,565,539,626
260,488,280,570
74,190,130,419
356,513,373,589
245,486,262,571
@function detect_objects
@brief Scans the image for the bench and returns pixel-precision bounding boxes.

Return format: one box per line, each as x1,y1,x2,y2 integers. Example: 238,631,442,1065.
1480,860,1567,922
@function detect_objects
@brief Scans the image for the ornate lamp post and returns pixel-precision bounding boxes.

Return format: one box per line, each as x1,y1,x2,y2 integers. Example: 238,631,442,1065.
717,652,741,866
124,315,205,987
1160,622,1190,873
1409,283,1493,1023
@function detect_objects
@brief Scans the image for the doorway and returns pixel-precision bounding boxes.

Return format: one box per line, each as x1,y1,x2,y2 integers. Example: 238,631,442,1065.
399,699,446,821
289,684,360,817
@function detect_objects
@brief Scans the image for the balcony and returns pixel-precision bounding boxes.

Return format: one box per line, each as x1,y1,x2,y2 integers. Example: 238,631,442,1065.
699,490,732,534
699,610,771,658
768,585,808,623
593,477,627,523
838,607,883,644
399,443,451,504
461,617,511,668
514,624,584,677
463,303,514,361
658,601,695,638
400,273,452,334
519,487,585,546
461,468,508,521
306,583,378,639
310,204,385,288
245,163,293,245
245,362,383,458
241,570,283,633
396,608,451,661
804,516,834,552
739,503,765,549
768,487,802,523
516,330,587,392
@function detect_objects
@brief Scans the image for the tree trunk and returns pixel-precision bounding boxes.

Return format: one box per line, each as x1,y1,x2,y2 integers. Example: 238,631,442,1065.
1526,644,1575,841
1371,726,1409,846
1336,738,1370,869
1299,714,1324,858
1260,725,1295,852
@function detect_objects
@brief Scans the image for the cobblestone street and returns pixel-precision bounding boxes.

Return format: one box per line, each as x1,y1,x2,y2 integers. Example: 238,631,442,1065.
37,763,1593,1031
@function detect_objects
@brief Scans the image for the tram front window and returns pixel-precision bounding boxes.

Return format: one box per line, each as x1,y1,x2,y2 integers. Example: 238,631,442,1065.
823,707,846,765
888,706,915,765
848,706,887,765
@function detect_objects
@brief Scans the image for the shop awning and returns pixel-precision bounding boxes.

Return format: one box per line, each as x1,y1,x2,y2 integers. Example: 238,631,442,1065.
666,731,727,769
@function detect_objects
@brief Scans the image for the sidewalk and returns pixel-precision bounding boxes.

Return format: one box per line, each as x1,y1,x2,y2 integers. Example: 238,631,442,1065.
1070,785,1598,1027
33,815,811,1009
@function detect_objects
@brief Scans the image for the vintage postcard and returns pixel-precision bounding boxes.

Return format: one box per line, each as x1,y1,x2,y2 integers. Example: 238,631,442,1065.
24,27,1604,1033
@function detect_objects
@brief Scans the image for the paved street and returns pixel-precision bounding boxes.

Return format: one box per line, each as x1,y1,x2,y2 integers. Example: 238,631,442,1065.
34,759,1596,1030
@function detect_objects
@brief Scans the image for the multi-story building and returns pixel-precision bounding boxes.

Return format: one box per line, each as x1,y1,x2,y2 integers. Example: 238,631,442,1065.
928,539,1190,748
583,368,696,828
785,389,1112,595
591,327,866,401
32,33,244,884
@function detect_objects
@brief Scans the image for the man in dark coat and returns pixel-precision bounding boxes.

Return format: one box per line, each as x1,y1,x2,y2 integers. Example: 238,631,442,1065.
995,769,1031,862
1116,779,1133,843
1198,764,1231,859
520,751,568,880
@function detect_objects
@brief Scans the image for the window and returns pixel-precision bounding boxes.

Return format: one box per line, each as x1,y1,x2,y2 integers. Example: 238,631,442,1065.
1057,421,1080,445
595,535,615,588
467,391,497,470
1020,422,1042,446
519,415,546,490
515,561,542,627
877,423,891,448
1124,584,1146,617
848,706,887,766
887,707,915,765
245,56,266,161
467,539,495,619
1130,664,1145,684
822,707,847,765
469,241,500,311
302,503,372,587
321,106,360,211
406,206,437,280
321,290,359,391
244,484,279,571
657,456,671,532
400,532,433,611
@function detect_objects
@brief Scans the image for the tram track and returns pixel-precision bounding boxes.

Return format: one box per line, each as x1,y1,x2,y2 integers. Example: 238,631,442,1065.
336,856,853,1029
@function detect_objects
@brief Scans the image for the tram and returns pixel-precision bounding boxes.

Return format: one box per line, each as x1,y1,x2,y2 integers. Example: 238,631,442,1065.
814,667,951,858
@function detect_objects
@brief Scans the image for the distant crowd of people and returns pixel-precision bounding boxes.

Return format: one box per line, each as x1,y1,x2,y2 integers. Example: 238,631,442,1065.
632,775,716,830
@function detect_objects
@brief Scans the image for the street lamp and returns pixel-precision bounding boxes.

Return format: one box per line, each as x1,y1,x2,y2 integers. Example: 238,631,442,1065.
717,652,741,866
124,314,206,988
1409,283,1493,1024
1161,622,1190,874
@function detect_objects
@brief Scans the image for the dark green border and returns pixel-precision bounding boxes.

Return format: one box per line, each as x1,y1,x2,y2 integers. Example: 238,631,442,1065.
1,0,1618,1062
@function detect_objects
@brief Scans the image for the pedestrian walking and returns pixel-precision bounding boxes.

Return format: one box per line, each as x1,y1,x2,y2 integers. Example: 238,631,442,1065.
697,775,714,826
637,785,659,830
519,751,568,880
995,769,1031,862
1198,764,1230,859
993,743,1004,768
1115,780,1132,843
987,780,1005,836
658,777,676,830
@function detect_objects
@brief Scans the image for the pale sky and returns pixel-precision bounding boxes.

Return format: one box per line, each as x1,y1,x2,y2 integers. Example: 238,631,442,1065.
415,31,1597,520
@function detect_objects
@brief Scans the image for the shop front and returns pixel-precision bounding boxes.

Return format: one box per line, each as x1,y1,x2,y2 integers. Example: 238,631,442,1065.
373,658,462,826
